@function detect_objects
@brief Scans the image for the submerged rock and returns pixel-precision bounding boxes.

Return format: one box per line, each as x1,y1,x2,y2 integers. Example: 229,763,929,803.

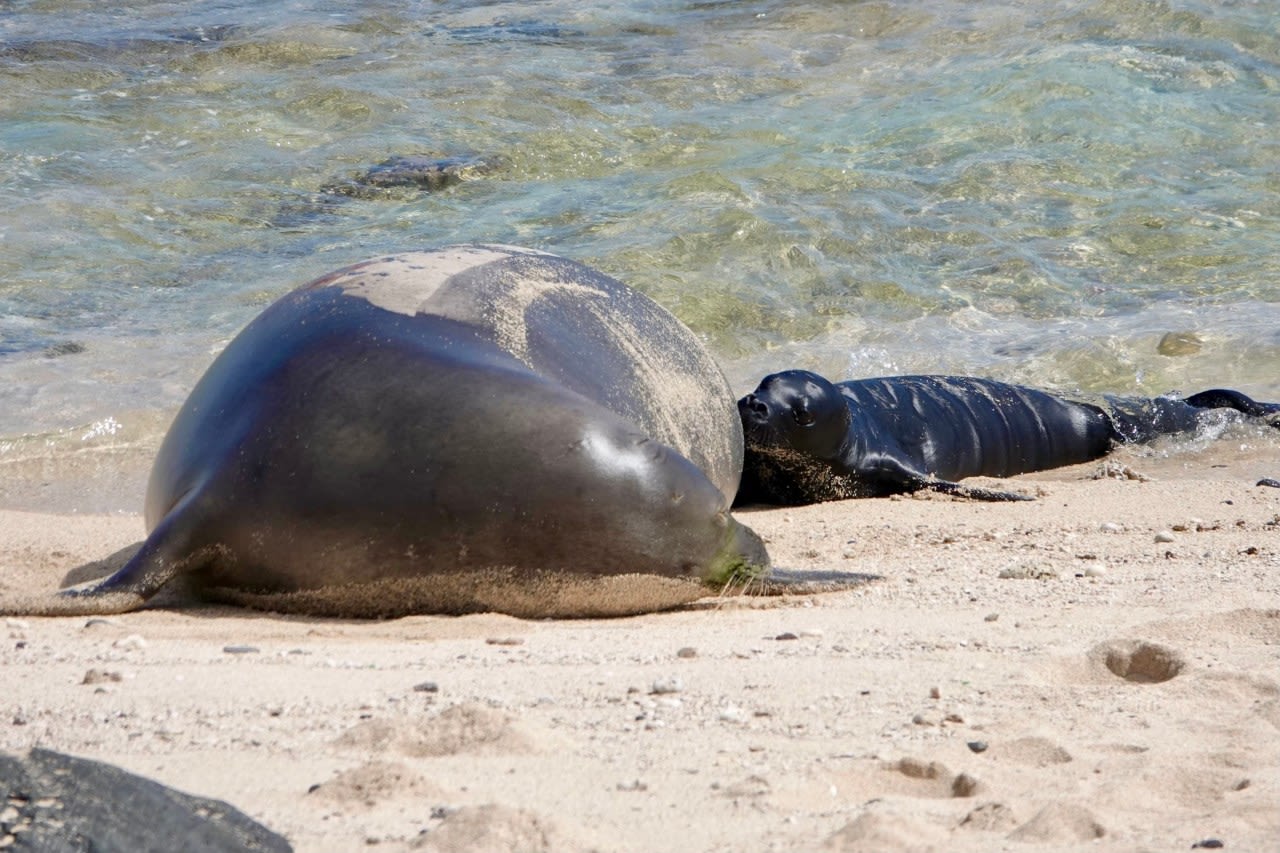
321,153,504,199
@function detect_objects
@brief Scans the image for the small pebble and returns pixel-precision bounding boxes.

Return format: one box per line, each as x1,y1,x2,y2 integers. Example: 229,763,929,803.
676,646,697,659
1154,530,1176,543
1257,478,1280,489
1084,564,1107,578
929,686,941,699
983,613,999,622
967,740,989,753
774,632,799,641
1099,522,1124,533
113,634,147,650
650,677,682,695
1190,840,1224,850
222,645,260,655
412,681,439,693
485,637,524,646
718,705,748,724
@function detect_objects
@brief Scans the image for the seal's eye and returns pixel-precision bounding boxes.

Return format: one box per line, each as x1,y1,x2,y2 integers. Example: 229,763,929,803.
792,406,816,427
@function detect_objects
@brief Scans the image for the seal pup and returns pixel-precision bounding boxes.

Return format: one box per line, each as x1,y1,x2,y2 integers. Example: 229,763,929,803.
737,369,1280,504
4,246,769,618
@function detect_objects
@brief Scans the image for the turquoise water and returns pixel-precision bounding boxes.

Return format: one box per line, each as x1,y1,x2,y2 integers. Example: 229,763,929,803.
1,0,1278,508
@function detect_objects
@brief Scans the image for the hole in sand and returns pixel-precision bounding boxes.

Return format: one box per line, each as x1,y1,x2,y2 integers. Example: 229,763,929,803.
1098,640,1186,683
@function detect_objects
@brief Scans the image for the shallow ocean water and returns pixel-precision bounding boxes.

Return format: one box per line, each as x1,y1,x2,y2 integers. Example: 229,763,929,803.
1,0,1277,511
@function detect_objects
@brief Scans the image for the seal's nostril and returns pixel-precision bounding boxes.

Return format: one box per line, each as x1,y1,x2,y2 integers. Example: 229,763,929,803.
742,394,769,420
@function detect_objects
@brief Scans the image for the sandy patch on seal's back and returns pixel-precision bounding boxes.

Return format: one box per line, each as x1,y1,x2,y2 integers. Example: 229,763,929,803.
322,245,551,317
314,245,742,498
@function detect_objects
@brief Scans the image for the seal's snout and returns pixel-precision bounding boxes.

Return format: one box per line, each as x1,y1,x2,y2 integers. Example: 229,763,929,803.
738,393,770,423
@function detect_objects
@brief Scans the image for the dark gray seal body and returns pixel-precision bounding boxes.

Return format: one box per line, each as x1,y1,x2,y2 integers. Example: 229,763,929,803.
10,246,768,618
737,370,1280,504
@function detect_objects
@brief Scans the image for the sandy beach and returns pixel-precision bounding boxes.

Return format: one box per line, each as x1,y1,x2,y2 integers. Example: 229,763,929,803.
2,443,1278,853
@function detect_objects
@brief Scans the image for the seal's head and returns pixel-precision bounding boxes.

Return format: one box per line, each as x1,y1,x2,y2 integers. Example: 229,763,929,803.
738,370,850,461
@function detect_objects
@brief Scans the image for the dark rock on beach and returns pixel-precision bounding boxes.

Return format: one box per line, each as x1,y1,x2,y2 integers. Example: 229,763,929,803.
1,748,291,853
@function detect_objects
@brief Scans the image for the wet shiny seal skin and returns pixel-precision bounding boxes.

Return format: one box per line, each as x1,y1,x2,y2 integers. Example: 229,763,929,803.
5,245,769,618
737,369,1280,505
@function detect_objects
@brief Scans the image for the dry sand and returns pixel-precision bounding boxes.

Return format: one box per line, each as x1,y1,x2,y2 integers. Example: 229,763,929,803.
2,444,1278,852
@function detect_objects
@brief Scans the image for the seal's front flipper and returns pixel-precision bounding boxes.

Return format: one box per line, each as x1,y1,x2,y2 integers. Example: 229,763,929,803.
700,567,881,603
721,567,882,598
870,456,1034,502
916,478,1034,502
0,492,205,617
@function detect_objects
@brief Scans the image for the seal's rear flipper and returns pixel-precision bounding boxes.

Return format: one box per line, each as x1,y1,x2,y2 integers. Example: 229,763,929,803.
1184,389,1280,423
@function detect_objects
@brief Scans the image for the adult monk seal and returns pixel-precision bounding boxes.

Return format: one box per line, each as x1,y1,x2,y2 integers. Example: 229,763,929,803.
737,370,1280,504
6,246,769,618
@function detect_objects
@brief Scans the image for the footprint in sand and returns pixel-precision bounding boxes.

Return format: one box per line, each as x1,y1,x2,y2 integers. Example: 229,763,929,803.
307,760,446,808
1091,639,1186,684
333,702,547,757
1007,801,1105,843
825,808,949,853
988,735,1074,767
1258,697,1280,731
885,757,981,798
766,756,980,821
957,801,1020,833
1141,607,1280,647
413,804,590,853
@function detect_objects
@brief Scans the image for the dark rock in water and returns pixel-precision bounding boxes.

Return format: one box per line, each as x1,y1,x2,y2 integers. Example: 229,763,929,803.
0,27,237,64
1156,331,1203,356
160,25,242,45
42,342,86,358
429,20,582,45
273,153,503,228
321,153,503,199
0,748,291,853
